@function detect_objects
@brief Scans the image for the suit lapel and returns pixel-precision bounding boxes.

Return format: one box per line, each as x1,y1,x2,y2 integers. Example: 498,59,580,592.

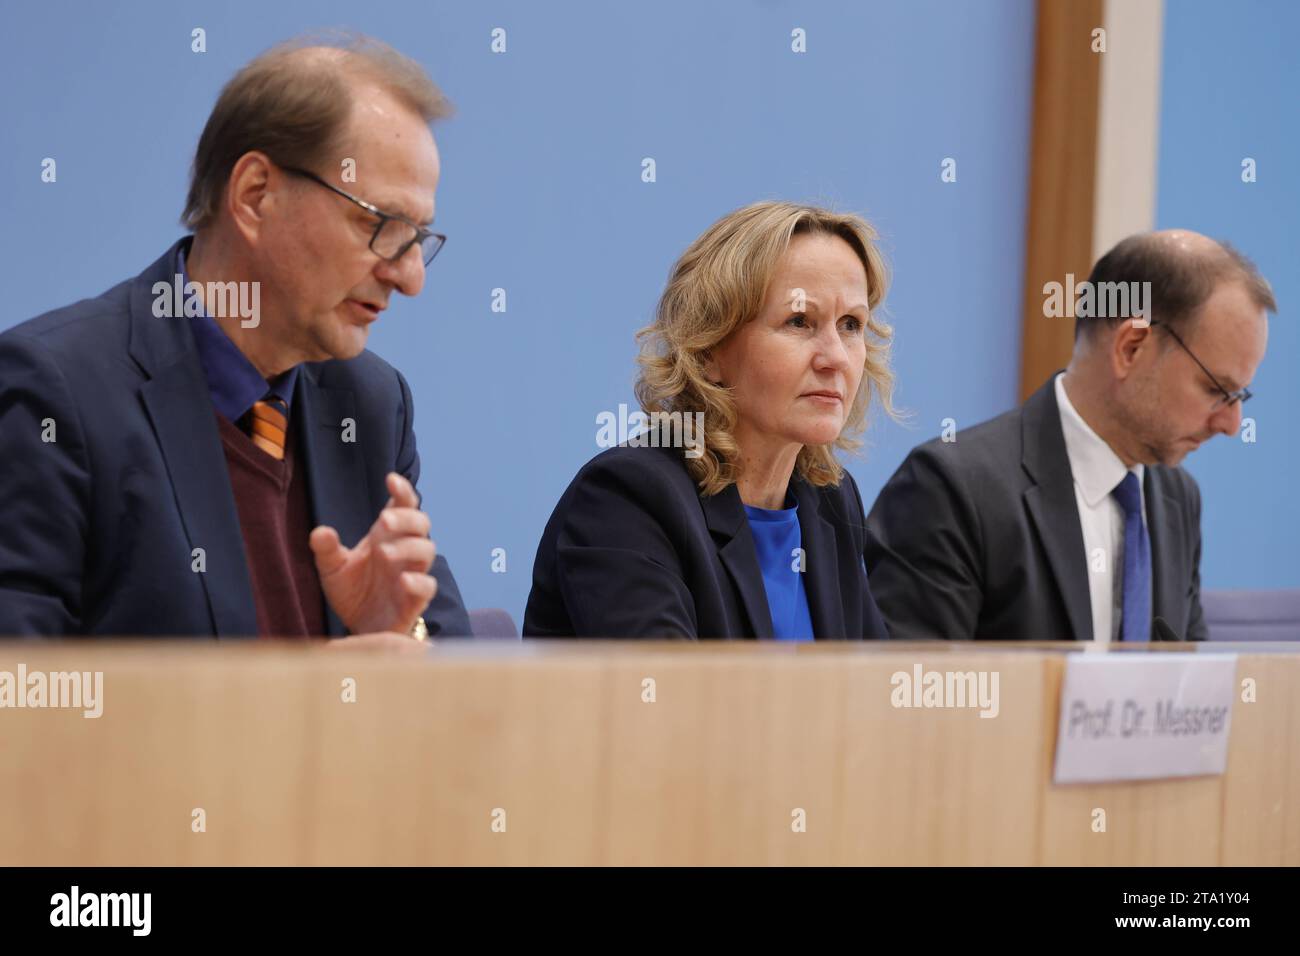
700,485,773,638
792,478,847,640
129,241,257,637
1020,377,1093,642
1145,469,1184,631
295,366,369,637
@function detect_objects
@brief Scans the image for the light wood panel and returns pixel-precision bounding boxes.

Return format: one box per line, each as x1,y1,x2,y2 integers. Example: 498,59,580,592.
1019,0,1105,401
0,641,1295,865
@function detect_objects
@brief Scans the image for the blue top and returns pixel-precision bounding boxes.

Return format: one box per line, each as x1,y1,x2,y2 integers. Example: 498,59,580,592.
178,244,298,422
743,496,815,641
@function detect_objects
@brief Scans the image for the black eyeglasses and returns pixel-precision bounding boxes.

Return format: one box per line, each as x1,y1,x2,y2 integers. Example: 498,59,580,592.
1151,321,1252,409
281,166,446,267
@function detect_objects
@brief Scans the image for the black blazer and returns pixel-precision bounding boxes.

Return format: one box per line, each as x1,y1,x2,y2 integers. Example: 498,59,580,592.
864,376,1207,641
523,443,889,639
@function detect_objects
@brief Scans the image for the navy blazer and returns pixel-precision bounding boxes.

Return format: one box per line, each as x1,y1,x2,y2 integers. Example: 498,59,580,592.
0,239,471,638
523,443,889,639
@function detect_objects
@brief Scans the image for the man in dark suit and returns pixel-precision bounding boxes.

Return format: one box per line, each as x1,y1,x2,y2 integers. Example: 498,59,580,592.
0,35,470,640
865,231,1274,642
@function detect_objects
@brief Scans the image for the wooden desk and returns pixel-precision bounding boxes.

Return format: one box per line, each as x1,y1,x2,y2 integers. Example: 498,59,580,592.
1,641,1296,865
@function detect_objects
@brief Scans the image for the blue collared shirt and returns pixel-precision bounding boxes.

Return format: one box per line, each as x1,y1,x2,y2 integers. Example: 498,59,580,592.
178,245,298,422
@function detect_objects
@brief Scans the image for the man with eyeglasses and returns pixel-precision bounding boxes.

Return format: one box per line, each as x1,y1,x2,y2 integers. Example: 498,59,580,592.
0,34,471,642
865,231,1275,642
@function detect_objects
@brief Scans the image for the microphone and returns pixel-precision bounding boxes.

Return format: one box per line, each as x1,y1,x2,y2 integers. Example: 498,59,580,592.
1152,616,1181,642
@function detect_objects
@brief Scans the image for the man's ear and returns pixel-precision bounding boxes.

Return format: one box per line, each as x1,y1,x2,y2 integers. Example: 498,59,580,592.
224,151,276,245
1111,318,1156,381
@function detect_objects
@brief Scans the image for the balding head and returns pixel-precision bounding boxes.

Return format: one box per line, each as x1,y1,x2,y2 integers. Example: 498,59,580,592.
180,32,448,378
182,32,452,232
1074,229,1275,344
1064,230,1274,468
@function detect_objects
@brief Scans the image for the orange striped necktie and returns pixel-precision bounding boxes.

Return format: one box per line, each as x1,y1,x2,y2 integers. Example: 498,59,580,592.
249,396,289,461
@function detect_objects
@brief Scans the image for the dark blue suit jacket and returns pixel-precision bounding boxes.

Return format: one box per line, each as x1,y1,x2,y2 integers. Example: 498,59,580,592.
0,239,471,638
523,443,889,639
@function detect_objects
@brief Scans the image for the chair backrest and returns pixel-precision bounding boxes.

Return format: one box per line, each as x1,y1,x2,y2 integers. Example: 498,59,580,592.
1202,589,1300,642
468,607,520,639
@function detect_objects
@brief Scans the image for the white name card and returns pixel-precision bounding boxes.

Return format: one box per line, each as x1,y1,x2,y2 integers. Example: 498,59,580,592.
1053,653,1237,784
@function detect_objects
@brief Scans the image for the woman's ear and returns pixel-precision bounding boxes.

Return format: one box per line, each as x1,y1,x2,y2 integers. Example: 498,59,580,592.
702,349,721,385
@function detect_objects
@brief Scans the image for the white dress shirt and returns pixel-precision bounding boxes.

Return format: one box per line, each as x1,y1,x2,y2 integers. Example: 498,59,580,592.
1054,373,1148,643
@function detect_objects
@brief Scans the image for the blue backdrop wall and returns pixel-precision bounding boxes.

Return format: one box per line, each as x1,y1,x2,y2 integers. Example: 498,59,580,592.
1156,0,1299,589
4,0,1062,627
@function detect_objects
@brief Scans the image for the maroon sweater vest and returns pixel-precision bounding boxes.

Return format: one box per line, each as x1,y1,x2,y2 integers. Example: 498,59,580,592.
215,411,327,638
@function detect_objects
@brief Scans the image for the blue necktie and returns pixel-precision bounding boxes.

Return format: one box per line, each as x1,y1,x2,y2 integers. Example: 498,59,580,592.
1112,471,1151,642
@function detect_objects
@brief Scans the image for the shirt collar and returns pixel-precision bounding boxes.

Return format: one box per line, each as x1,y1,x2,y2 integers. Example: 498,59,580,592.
178,244,297,423
1054,372,1144,508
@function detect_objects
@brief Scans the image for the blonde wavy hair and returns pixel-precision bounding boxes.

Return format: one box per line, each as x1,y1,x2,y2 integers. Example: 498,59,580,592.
635,201,897,496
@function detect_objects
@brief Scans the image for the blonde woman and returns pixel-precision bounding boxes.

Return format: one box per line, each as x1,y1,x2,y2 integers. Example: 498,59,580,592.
525,201,899,639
